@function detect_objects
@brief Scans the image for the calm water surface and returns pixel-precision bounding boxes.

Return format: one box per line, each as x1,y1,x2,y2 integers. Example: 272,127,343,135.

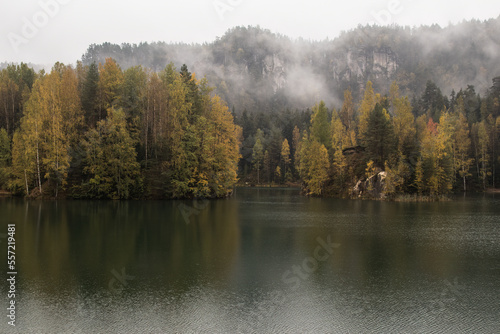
1,188,499,333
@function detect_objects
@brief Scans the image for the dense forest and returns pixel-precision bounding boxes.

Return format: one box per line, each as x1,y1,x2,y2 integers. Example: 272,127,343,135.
0,61,241,199
1,20,500,199
1,59,498,199
237,79,500,198
78,19,500,113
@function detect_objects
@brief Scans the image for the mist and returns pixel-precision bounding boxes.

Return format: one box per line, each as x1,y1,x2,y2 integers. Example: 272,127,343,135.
77,17,500,112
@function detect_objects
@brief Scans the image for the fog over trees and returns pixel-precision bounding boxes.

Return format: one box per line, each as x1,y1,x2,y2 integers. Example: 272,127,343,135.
80,19,500,113
0,19,499,199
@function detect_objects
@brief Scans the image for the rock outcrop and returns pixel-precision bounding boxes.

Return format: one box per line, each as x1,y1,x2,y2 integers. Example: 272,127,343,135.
352,171,387,199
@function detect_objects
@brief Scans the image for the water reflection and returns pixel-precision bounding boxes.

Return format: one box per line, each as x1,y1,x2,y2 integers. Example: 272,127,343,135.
0,190,499,333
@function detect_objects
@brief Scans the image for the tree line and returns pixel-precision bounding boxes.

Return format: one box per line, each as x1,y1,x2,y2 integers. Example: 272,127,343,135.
241,79,500,198
0,60,241,199
1,60,499,199
80,20,500,114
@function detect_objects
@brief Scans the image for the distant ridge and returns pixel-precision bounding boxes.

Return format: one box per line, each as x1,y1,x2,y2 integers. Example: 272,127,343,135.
77,17,499,111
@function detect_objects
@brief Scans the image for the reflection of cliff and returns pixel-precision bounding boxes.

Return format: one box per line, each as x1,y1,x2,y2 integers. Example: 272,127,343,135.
12,199,240,296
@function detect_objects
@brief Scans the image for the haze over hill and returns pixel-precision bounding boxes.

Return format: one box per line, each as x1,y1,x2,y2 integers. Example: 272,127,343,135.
79,18,500,112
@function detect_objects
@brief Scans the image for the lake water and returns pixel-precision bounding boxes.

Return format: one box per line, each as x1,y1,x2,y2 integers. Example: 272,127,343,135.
1,188,499,333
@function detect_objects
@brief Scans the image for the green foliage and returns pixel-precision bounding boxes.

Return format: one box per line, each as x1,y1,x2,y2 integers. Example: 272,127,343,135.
358,81,376,142
252,137,264,184
0,61,242,199
0,128,11,188
2,47,500,200
414,117,454,196
310,101,331,150
81,20,500,115
300,141,330,196
98,58,124,120
280,138,291,182
363,103,396,168
295,75,500,198
384,160,411,197
454,112,473,191
9,65,83,197
82,108,141,199
81,62,99,127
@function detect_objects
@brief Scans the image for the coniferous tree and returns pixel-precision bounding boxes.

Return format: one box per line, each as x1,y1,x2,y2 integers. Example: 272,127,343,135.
281,138,291,181
454,112,473,191
252,137,264,184
98,58,124,121
358,81,376,143
81,62,99,127
310,101,331,150
82,107,141,199
364,103,395,168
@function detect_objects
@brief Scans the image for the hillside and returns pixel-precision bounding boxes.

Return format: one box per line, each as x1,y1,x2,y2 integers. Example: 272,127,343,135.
81,18,500,112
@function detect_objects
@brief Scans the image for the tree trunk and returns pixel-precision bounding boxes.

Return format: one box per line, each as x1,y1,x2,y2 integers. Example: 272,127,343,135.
145,93,149,169
24,169,29,196
36,140,42,193
2,99,9,135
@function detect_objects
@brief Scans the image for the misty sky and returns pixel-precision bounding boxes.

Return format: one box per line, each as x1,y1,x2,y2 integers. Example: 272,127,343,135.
1,0,498,65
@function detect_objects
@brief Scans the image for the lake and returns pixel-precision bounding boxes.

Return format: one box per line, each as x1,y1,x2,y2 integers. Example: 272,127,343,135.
1,188,499,333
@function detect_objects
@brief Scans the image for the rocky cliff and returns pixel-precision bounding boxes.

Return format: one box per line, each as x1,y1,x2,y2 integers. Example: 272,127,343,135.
351,172,387,199
81,19,500,111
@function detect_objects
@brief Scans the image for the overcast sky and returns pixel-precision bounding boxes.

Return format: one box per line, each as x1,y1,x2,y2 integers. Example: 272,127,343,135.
1,0,499,65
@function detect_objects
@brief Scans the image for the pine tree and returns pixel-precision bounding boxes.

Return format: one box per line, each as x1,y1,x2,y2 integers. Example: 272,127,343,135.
98,58,124,121
305,141,330,196
364,103,395,168
454,112,473,191
310,101,331,150
476,121,490,190
253,137,264,184
81,62,99,127
196,94,241,197
291,125,300,176
330,109,345,151
358,81,376,143
331,148,347,192
121,66,147,141
393,95,416,158
340,89,355,136
82,107,141,199
275,165,281,184
263,150,271,184
281,138,291,180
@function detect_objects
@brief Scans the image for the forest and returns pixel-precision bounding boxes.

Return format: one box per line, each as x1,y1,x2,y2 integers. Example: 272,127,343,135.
236,79,500,198
0,60,241,199
0,59,499,199
1,19,500,199
76,19,500,113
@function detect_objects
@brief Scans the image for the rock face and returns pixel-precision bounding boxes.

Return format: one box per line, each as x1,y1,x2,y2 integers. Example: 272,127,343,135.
352,171,387,199
81,21,500,113
262,53,286,93
332,47,397,84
